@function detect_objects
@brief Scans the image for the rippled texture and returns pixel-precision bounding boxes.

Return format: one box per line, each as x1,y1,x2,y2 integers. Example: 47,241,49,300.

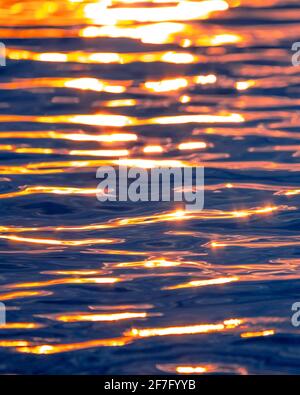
0,0,300,375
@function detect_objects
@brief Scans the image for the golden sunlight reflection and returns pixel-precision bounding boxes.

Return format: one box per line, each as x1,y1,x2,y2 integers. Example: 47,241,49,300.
178,141,207,150
163,276,239,290
149,113,244,125
125,318,242,338
240,330,275,338
176,366,208,374
114,258,184,269
236,80,255,91
0,186,102,199
0,290,51,301
0,112,244,129
208,236,300,249
80,22,185,44
46,311,158,322
0,77,131,93
3,277,120,290
0,206,291,234
157,363,248,375
105,99,137,107
0,323,44,329
0,131,137,143
143,145,164,154
16,337,133,354
0,0,295,369
0,145,130,157
0,234,122,246
0,341,31,348
9,317,245,355
7,48,200,64
144,77,188,92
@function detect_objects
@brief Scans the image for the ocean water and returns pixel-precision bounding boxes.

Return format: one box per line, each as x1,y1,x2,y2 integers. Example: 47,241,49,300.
0,0,300,374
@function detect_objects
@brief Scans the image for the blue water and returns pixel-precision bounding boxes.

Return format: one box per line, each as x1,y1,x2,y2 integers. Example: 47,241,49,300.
0,0,300,374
